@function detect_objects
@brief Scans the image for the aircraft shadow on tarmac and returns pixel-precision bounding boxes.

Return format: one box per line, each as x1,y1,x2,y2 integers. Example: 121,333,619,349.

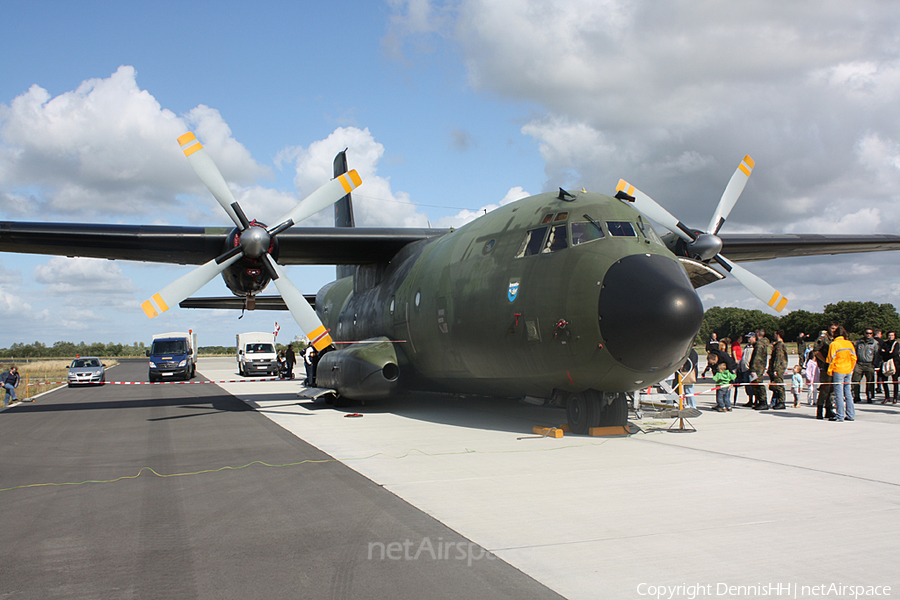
297,392,570,435
12,387,252,418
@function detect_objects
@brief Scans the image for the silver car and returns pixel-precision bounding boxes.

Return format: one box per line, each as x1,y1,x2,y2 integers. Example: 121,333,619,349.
67,357,106,387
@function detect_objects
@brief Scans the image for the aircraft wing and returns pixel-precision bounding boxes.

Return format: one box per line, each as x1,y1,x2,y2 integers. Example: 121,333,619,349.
718,234,900,262
4,221,900,266
0,222,446,266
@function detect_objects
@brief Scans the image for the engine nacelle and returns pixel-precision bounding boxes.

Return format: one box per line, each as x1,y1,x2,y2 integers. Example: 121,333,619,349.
316,337,403,400
220,225,279,297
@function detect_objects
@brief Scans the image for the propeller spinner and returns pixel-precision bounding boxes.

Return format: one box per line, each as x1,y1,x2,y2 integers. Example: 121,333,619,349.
141,132,362,351
616,156,789,313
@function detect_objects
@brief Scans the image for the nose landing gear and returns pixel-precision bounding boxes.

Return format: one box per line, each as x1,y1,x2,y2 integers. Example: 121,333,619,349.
565,390,628,434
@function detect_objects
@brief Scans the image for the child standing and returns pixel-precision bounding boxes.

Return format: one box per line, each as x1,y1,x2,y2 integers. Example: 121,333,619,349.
713,362,736,412
791,364,803,408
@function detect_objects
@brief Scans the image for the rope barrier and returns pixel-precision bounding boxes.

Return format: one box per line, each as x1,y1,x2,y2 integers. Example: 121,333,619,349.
649,379,880,399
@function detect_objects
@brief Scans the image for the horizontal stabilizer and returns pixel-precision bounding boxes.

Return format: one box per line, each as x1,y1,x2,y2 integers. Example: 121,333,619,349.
178,295,315,311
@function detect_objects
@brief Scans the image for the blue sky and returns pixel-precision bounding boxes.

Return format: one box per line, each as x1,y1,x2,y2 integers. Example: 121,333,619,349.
3,0,900,347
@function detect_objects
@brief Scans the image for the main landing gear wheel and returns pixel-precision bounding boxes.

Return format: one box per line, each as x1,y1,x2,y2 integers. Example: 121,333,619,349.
566,391,600,435
566,391,628,434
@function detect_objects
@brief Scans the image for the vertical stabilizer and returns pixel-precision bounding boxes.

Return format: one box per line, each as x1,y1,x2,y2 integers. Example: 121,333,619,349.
333,149,356,279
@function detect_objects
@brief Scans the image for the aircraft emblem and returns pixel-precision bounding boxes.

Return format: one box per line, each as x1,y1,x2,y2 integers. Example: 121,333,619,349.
508,281,520,302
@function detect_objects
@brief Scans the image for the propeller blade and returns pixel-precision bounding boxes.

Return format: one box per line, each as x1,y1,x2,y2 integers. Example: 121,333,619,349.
141,252,243,319
231,201,251,231
714,254,789,313
616,179,695,242
271,170,362,229
707,155,754,235
178,132,242,228
262,254,333,351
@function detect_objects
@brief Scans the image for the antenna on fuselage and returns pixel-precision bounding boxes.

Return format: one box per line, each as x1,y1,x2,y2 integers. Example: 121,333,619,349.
557,188,576,201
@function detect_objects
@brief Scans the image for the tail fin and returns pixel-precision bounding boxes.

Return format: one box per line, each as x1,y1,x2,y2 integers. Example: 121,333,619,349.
333,150,355,279
333,149,355,229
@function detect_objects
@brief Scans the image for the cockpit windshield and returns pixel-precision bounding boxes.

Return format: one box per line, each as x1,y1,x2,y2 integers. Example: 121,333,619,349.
571,219,606,245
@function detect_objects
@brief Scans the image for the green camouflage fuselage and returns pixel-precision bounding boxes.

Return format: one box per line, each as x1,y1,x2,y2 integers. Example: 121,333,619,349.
316,190,702,400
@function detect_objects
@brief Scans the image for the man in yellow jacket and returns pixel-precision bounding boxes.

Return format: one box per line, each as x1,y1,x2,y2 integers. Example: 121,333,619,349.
827,326,858,422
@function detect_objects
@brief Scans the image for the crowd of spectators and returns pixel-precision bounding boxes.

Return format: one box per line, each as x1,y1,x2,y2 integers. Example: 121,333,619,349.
697,324,899,422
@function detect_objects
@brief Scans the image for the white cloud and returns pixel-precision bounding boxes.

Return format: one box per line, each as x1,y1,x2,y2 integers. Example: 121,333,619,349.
0,289,28,317
284,126,430,227
34,257,138,296
0,66,267,221
785,207,882,235
856,133,900,190
436,185,530,227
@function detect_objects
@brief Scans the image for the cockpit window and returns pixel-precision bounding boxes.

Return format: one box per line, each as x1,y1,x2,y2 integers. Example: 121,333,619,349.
571,220,605,245
554,212,568,221
635,216,663,244
541,224,568,253
541,214,554,224
514,226,548,258
606,221,637,237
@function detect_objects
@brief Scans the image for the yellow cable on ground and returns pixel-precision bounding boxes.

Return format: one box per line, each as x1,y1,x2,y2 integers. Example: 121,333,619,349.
0,440,618,493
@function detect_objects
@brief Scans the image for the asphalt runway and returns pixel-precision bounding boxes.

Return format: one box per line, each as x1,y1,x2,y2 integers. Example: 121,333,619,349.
0,359,564,600
204,356,900,600
5,356,900,599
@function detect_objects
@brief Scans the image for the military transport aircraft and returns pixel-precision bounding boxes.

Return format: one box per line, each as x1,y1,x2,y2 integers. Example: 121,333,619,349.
3,132,900,433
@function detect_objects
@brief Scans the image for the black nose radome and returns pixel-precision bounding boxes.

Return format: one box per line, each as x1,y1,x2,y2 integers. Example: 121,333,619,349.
598,253,703,373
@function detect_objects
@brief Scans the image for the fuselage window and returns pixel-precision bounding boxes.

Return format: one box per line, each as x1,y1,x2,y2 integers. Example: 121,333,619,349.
606,221,637,237
514,226,548,258
571,220,605,245
541,224,568,253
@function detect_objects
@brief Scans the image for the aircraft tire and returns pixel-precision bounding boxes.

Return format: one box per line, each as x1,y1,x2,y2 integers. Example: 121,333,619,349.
332,395,352,408
597,393,628,428
566,391,599,434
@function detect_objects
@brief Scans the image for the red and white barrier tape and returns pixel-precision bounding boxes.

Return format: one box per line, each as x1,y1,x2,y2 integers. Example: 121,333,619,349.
27,378,282,387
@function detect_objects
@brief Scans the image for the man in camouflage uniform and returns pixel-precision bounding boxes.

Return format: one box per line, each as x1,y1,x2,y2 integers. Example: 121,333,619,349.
812,322,838,420
768,329,789,409
750,328,770,410
852,327,879,404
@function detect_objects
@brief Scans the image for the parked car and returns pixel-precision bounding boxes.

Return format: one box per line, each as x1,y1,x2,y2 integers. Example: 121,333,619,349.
68,357,106,387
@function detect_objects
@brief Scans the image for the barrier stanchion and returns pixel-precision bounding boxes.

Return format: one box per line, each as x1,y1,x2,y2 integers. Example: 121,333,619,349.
668,361,697,433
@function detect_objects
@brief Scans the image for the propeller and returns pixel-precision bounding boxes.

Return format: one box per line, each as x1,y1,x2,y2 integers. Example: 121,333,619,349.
615,156,789,313
142,132,360,350
707,155,754,235
262,254,333,351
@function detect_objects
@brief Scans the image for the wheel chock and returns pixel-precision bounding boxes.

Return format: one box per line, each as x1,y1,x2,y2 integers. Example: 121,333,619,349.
557,423,571,433
588,425,630,437
532,426,564,438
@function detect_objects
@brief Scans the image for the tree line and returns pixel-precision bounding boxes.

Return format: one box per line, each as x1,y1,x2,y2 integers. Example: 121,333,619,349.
0,341,236,359
698,301,900,345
